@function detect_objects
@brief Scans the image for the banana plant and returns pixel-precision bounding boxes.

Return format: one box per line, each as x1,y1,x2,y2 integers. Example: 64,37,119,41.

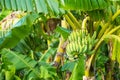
0,0,120,80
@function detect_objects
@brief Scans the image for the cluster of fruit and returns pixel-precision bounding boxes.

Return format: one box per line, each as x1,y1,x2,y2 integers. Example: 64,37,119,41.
66,30,97,59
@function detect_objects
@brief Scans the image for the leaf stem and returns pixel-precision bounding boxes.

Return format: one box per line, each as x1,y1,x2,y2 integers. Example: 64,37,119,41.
112,9,120,21
107,26,120,35
67,11,81,28
64,14,77,30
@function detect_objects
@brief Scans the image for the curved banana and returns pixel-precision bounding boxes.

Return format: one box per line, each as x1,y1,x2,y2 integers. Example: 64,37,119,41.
66,30,97,59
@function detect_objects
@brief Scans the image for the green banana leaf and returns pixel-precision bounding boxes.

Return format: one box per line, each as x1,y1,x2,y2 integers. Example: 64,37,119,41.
61,0,108,11
0,13,39,49
5,65,21,80
1,49,41,78
61,61,76,72
55,26,71,40
40,47,57,62
0,0,107,14
70,56,85,80
1,49,37,70
39,61,59,80
0,0,65,15
0,64,21,80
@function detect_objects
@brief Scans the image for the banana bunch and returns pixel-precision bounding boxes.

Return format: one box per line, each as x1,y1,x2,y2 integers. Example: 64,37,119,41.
66,30,97,59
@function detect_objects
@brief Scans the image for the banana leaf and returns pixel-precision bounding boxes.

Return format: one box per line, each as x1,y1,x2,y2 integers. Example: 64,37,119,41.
70,56,85,80
1,48,40,78
61,0,108,11
0,13,39,49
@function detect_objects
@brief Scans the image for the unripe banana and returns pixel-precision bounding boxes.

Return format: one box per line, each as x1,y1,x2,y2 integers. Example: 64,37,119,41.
84,37,88,45
82,37,86,45
82,30,85,38
68,43,72,53
87,34,91,44
88,44,93,51
73,32,77,41
79,30,82,37
82,45,87,53
68,33,73,42
78,37,82,44
66,30,97,59
68,44,72,55
74,41,78,52
75,41,79,52
68,36,71,42
92,31,96,40
76,31,80,37
71,42,75,51
66,45,70,55
66,45,70,54
71,33,74,41
79,44,83,54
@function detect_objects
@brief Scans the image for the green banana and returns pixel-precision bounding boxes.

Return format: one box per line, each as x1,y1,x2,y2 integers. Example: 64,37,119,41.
79,30,82,37
92,31,97,40
82,45,87,53
71,42,75,51
66,45,70,56
74,41,78,52
74,32,77,41
66,30,97,59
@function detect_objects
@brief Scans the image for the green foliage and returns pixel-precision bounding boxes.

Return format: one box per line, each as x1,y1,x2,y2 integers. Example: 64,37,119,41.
70,56,85,80
0,13,39,49
1,0,120,80
1,49,37,70
0,65,21,80
13,23,48,54
40,47,57,62
0,48,59,80
0,0,65,15
112,39,120,64
0,10,11,21
61,61,76,72
61,0,107,11
55,26,71,40
39,62,58,80
1,50,40,79
95,43,109,79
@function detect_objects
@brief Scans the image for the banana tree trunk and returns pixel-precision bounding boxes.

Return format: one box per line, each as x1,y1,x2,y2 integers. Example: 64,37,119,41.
53,37,65,67
53,20,68,67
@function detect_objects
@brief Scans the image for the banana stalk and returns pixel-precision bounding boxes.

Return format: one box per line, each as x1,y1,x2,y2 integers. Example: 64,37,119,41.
64,14,77,30
53,19,67,67
67,11,81,28
64,11,83,30
112,9,120,21
53,12,78,66
53,37,65,67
